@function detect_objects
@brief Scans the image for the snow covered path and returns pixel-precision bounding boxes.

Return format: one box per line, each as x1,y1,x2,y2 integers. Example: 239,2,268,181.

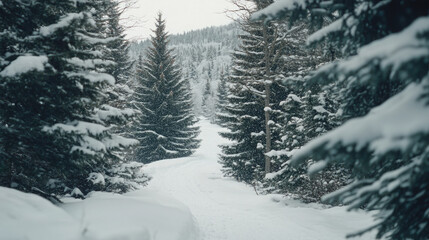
143,119,377,240
0,119,377,240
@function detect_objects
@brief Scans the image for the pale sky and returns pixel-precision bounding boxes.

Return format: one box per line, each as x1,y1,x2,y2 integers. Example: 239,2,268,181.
122,0,236,41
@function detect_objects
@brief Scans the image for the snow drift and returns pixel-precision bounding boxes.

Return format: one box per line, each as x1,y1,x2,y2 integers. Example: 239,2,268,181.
0,187,199,240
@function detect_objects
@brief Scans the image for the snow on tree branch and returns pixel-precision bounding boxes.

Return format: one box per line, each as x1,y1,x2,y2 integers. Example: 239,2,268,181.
39,13,85,36
291,75,429,166
252,0,307,21
0,56,48,77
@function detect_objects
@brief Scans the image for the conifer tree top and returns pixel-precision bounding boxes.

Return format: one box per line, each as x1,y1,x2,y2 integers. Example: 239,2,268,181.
132,12,200,163
152,13,168,45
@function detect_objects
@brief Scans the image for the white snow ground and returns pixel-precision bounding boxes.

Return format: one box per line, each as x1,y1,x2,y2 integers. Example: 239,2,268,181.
0,119,378,240
0,187,198,240
143,119,378,240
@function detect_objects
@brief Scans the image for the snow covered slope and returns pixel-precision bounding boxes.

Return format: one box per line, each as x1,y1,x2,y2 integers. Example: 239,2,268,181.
143,119,378,240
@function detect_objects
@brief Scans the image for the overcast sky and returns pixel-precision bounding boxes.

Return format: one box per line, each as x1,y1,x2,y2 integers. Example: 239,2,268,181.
122,0,236,41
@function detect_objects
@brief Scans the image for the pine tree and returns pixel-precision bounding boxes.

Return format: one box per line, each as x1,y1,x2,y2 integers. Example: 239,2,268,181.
100,0,140,165
129,23,239,118
0,0,33,192
133,14,200,163
256,0,429,239
219,22,265,183
103,0,135,112
219,8,287,183
215,68,230,126
202,64,216,122
94,0,144,192
255,17,350,202
0,0,138,199
267,84,349,202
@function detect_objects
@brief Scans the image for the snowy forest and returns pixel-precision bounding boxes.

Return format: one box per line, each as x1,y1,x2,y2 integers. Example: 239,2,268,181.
1,0,428,240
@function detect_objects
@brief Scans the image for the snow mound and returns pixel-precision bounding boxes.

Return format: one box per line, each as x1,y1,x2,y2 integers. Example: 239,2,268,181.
63,190,199,240
0,187,199,240
0,187,82,240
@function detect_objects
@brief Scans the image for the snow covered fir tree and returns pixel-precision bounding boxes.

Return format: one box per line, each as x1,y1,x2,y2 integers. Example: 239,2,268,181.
0,0,145,199
218,5,286,183
1,0,428,239
132,13,200,163
217,0,347,201
255,0,429,239
129,23,240,120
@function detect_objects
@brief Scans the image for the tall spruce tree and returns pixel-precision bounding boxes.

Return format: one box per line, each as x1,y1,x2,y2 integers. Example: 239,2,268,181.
215,68,230,126
133,14,200,163
260,19,350,202
104,0,135,110
219,6,287,183
202,64,216,122
101,0,140,165
93,0,145,193
256,0,429,239
219,20,266,183
0,0,138,199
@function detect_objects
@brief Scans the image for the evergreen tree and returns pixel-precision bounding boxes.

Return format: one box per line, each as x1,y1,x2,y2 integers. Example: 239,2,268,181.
0,0,33,192
241,14,348,203
219,22,266,183
215,68,230,126
104,1,133,87
103,0,135,111
101,0,140,164
202,64,216,122
94,0,144,192
219,8,287,183
129,23,239,118
0,0,138,199
266,84,349,202
133,14,200,163
256,0,429,239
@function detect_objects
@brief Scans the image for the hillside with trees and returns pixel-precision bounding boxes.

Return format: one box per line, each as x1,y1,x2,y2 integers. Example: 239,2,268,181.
129,23,240,120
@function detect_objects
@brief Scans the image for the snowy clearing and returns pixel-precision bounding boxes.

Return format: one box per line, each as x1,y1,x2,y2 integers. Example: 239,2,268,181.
0,119,378,240
143,119,378,240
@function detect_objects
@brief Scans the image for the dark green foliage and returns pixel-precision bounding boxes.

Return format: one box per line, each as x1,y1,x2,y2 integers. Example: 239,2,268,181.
293,80,429,239
219,21,266,183
256,0,429,239
133,14,200,163
101,0,139,164
219,11,287,183
219,86,266,183
251,16,349,202
202,63,216,122
264,81,350,203
215,68,230,127
129,23,240,117
257,0,429,56
0,0,140,199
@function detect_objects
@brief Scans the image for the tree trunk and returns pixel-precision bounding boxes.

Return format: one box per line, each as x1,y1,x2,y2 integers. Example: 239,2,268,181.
8,159,12,187
264,83,271,175
263,24,272,176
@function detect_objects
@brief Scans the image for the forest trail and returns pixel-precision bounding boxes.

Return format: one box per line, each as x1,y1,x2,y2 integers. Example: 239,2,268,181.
143,119,376,240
